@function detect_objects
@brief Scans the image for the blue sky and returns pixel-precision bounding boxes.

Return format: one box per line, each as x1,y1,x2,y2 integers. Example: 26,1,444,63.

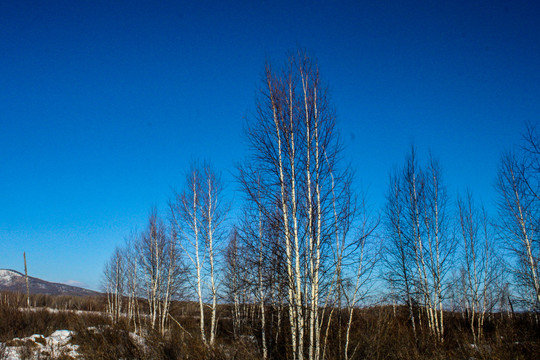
1,0,539,290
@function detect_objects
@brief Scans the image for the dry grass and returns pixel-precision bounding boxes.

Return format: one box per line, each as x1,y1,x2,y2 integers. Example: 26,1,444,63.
0,292,538,359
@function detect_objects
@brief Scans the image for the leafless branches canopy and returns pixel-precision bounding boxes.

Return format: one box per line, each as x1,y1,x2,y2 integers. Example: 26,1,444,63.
238,51,377,360
384,147,452,342
457,192,498,343
497,123,540,311
97,52,540,359
170,162,227,347
102,209,184,336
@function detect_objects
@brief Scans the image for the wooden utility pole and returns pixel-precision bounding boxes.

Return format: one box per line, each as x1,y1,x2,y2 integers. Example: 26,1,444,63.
24,252,30,308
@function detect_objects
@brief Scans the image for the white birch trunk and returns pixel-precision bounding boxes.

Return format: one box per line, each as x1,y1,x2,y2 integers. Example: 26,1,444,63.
268,72,297,360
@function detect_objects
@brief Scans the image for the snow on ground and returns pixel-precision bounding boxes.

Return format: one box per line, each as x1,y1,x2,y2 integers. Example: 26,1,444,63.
0,327,147,359
1,330,80,360
20,307,104,317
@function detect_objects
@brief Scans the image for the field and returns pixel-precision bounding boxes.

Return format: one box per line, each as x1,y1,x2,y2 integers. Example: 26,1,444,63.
0,292,538,360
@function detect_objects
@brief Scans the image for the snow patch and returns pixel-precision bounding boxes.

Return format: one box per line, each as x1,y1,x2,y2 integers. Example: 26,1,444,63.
47,330,73,346
2,330,80,359
0,270,21,285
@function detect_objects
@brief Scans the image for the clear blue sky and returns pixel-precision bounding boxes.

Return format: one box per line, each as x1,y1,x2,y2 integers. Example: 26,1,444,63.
1,0,539,290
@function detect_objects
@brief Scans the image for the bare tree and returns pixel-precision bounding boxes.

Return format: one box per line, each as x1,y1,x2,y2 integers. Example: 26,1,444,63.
200,164,227,346
384,148,453,341
171,162,227,346
103,246,125,323
343,199,379,360
239,51,368,360
138,209,181,334
123,231,142,333
223,227,246,339
236,174,272,358
497,149,540,311
172,166,207,344
457,191,499,343
384,166,418,340
422,156,451,341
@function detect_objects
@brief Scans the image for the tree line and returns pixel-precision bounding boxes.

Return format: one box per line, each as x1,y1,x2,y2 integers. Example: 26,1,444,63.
102,51,540,360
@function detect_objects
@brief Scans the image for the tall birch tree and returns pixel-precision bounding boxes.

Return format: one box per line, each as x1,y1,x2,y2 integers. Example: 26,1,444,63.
138,209,182,335
171,162,227,346
384,148,452,341
239,51,362,360
457,191,498,343
497,150,540,311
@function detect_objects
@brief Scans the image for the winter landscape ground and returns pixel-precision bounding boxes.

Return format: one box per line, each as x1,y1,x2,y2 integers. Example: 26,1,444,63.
0,269,539,359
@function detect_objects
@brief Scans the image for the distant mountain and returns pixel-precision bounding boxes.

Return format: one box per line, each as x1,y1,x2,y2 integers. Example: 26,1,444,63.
0,269,100,297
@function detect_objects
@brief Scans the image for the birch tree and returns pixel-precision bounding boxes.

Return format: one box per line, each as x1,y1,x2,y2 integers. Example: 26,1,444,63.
123,232,142,333
139,209,181,335
384,167,418,339
239,51,363,360
497,150,540,311
236,174,273,358
171,166,207,344
223,228,246,339
200,164,227,346
103,247,125,324
457,191,498,343
384,148,452,341
171,162,227,346
343,199,379,360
